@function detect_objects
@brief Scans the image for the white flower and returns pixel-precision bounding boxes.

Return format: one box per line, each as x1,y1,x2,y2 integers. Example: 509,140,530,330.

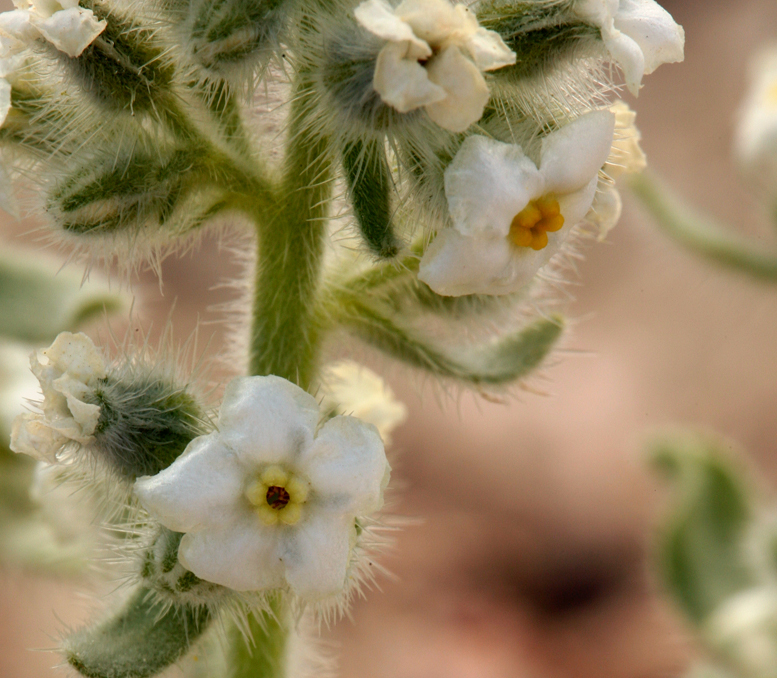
590,100,646,239
418,109,615,297
0,0,106,60
10,332,106,462
735,46,777,200
134,375,389,601
574,0,684,95
319,361,407,445
705,587,777,678
354,0,515,132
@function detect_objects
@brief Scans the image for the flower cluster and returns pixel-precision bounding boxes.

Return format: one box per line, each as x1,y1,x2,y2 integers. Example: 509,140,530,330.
10,332,106,463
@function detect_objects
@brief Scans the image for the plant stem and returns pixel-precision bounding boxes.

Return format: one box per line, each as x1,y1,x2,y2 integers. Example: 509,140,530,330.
248,80,332,387
227,597,289,678
630,172,777,282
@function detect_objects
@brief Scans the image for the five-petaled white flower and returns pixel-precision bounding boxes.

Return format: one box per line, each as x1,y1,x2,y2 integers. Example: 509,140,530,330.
574,0,684,95
735,46,777,200
10,332,107,463
134,375,389,601
418,109,615,297
354,0,515,133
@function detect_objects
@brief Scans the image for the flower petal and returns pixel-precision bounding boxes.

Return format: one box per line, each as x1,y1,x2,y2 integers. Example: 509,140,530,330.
444,134,542,238
9,413,66,462
354,0,430,58
33,7,106,58
134,434,245,533
395,0,465,47
464,26,516,71
424,45,489,132
613,0,684,75
300,415,387,514
281,509,353,600
539,110,615,195
373,40,446,113
0,77,10,129
216,375,319,468
418,227,516,296
178,515,285,592
602,27,646,95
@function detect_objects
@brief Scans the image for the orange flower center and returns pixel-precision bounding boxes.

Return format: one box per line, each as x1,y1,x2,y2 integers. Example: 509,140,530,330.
508,195,564,251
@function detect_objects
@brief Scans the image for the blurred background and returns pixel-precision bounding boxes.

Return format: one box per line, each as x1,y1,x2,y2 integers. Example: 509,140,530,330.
2,0,777,676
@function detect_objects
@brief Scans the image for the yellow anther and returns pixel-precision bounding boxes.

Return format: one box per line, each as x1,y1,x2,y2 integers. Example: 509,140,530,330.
286,476,310,503
260,465,288,487
279,503,302,525
245,479,269,507
512,203,542,230
508,195,564,250
535,194,561,218
530,230,549,250
540,214,565,233
256,503,280,526
509,224,533,248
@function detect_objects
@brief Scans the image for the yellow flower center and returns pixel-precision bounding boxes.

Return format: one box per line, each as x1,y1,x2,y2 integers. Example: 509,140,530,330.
508,195,564,251
245,465,310,526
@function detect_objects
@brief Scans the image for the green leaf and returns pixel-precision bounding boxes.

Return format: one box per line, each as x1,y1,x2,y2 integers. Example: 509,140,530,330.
631,172,777,282
0,250,125,343
342,138,401,259
65,587,212,678
651,432,758,625
342,300,564,385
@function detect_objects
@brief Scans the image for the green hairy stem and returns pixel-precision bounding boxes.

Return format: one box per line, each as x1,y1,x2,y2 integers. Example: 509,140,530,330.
248,80,332,388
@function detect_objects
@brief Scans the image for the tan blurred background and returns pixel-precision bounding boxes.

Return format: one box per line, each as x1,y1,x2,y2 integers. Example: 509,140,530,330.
3,0,777,676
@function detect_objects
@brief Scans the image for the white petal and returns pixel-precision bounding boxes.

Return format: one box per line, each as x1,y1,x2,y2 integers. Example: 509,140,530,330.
281,509,353,600
614,0,684,75
557,174,599,227
178,515,285,592
354,0,430,57
444,134,542,238
418,227,515,296
300,415,387,514
424,45,489,132
395,0,464,47
464,26,516,71
42,332,106,384
539,110,615,195
0,10,36,44
9,413,66,462
217,376,319,469
373,41,446,113
34,7,106,58
134,434,245,533
602,27,646,95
